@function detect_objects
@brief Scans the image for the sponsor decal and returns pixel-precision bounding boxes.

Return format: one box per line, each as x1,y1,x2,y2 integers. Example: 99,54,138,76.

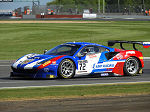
52,61,56,64
44,68,49,72
101,73,109,76
50,75,55,78
126,51,135,55
116,54,123,60
78,60,88,64
93,63,115,69
43,61,51,67
88,54,97,58
21,59,34,65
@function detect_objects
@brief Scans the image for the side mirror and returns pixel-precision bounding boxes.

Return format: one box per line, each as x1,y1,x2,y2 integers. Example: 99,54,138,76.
44,49,48,54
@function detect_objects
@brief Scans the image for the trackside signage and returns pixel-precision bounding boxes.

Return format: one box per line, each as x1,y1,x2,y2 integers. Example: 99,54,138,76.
83,13,97,18
0,0,13,2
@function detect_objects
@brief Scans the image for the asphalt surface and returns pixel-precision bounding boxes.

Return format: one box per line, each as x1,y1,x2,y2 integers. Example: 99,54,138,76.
0,59,150,89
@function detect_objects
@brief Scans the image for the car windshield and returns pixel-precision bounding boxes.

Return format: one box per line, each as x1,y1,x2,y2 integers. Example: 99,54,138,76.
45,44,81,56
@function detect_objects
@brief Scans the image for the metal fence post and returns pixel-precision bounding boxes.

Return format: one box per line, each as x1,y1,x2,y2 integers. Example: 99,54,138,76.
98,0,100,14
103,0,105,14
118,0,120,12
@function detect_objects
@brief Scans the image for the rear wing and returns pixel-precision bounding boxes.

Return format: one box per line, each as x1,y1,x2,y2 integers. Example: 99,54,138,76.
108,40,150,50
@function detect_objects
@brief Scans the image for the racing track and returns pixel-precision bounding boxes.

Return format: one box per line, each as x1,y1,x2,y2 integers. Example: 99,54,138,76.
0,59,150,89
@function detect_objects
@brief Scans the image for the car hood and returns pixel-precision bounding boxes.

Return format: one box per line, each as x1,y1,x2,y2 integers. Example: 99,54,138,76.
12,54,61,69
27,54,57,60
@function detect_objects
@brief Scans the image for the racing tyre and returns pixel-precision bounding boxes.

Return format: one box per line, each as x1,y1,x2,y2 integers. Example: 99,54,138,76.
58,59,75,79
123,57,139,76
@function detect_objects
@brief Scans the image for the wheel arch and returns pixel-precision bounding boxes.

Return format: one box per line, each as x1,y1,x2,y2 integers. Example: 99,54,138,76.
58,58,76,69
57,58,76,78
129,56,142,68
123,56,142,76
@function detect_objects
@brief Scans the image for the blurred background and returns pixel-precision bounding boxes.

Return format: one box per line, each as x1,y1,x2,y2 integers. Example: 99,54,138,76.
0,0,150,19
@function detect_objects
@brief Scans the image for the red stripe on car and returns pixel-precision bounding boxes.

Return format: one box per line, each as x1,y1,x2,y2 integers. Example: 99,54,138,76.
38,55,65,69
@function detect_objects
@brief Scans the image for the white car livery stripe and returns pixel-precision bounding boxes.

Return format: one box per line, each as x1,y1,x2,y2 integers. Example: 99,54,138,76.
12,56,28,69
12,54,41,69
24,59,45,69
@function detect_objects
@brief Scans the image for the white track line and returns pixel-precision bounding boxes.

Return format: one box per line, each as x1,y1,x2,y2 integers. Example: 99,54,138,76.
0,81,150,89
0,65,11,67
0,81,34,84
125,18,135,19
144,57,150,59
0,60,15,62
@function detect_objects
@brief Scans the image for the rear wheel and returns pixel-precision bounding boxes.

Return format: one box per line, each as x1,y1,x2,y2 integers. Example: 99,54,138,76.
58,59,75,79
124,57,139,76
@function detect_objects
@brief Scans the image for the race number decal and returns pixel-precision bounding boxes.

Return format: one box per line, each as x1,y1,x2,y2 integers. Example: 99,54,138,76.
78,60,88,72
79,62,86,70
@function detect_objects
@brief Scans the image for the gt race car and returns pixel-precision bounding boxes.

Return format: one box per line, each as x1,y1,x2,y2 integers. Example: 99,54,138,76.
10,41,150,79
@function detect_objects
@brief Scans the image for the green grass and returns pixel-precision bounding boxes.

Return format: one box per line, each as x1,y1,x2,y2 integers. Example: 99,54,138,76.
0,83,150,101
0,21,150,60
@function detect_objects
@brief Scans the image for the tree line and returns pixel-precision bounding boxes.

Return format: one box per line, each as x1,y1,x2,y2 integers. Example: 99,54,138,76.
47,0,150,6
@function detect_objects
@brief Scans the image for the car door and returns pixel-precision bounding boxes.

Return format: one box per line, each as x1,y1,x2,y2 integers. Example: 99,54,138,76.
76,45,102,75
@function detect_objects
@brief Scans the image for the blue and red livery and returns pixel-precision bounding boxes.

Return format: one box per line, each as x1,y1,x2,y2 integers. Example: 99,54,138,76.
10,41,149,79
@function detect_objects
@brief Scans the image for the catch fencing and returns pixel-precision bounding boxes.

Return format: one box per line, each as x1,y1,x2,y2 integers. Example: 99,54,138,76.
32,4,150,15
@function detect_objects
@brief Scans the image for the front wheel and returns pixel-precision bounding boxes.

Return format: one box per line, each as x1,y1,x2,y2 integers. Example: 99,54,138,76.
123,57,139,76
58,59,75,79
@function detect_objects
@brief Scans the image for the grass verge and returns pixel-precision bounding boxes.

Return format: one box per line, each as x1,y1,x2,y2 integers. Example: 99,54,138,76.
0,82,150,101
0,21,150,60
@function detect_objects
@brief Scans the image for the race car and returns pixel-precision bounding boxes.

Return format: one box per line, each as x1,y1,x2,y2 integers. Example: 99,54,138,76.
10,41,150,79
